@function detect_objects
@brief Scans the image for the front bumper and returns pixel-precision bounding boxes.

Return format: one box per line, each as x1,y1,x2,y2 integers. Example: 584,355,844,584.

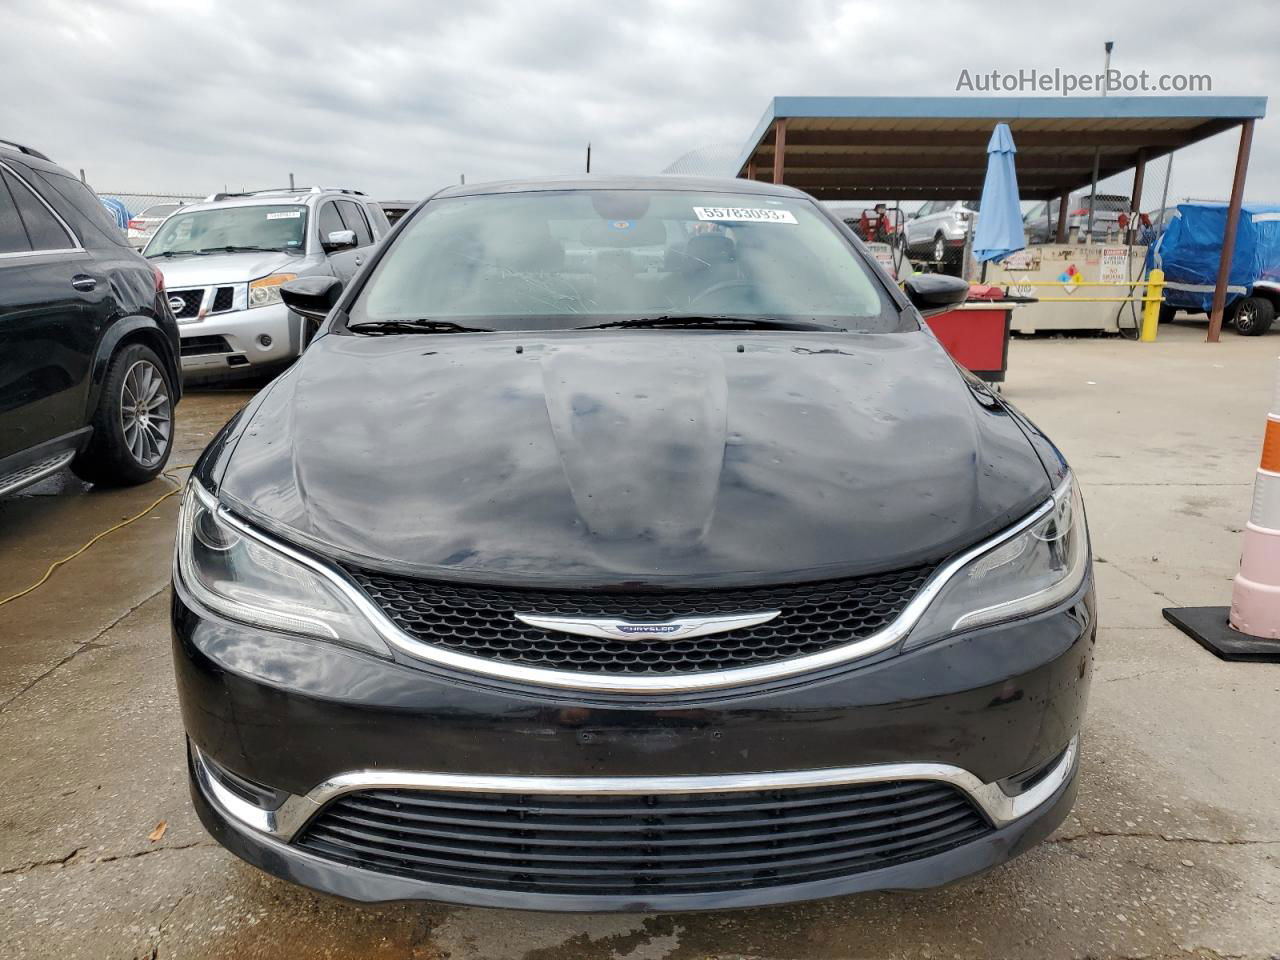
179,302,301,375
190,737,1080,912
172,570,1095,909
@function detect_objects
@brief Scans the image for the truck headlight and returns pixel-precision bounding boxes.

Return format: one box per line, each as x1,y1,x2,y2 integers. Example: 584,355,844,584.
248,273,296,309
905,475,1088,649
175,481,390,657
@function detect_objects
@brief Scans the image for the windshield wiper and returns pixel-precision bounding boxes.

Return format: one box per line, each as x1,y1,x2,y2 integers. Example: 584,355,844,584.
347,319,495,335
147,249,208,259
577,315,840,332
207,245,289,255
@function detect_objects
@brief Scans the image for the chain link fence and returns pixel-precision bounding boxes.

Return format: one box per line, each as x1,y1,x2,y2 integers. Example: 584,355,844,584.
97,191,204,217
93,190,204,248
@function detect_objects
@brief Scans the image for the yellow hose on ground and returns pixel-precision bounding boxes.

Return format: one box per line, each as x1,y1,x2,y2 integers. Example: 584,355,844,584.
0,465,195,609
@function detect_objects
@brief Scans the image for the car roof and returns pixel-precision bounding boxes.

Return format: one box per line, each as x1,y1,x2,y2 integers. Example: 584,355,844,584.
170,196,310,213
434,174,811,201
183,187,383,213
0,140,70,177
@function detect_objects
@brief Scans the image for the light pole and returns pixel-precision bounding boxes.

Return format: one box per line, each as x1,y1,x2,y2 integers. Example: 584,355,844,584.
1086,41,1114,239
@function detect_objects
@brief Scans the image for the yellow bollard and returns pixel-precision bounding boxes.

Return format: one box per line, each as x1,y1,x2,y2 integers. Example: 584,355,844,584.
1140,268,1165,342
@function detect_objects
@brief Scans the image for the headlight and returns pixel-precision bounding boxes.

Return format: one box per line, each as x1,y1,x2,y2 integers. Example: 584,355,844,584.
176,481,390,657
248,273,296,309
905,474,1088,650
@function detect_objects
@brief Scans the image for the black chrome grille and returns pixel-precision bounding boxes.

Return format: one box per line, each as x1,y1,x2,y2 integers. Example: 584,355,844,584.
168,288,203,319
295,780,991,895
342,564,936,674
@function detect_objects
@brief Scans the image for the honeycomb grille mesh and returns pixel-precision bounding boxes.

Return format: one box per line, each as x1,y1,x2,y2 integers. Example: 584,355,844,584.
342,563,936,674
294,780,991,895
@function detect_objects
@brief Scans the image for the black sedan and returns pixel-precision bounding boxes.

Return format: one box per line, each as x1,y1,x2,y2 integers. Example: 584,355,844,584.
172,176,1094,912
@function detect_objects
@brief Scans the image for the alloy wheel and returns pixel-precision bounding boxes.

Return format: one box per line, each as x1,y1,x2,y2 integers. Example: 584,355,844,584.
120,360,172,468
1236,301,1259,334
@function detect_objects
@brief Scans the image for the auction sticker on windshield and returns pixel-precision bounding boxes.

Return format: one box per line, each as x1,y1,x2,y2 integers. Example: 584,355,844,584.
266,211,302,220
694,206,797,224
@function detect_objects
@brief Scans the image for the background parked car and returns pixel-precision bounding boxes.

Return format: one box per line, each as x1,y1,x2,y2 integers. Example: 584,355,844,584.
1022,193,1136,245
127,201,184,249
1154,201,1280,335
0,139,181,493
143,186,391,381
1022,199,1060,244
902,199,978,266
379,200,414,226
1068,193,1129,240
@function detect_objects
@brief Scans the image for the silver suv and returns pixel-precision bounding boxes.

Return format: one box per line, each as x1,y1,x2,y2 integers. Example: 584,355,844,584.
143,187,391,379
902,199,979,265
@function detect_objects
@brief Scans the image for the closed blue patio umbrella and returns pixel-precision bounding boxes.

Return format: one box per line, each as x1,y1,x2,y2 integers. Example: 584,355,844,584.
972,122,1025,263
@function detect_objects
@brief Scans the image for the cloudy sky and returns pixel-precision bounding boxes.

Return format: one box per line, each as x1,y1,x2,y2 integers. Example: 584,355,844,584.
2,0,1275,206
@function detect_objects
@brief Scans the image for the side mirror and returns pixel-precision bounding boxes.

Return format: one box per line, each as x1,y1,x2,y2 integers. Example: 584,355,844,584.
323,229,356,252
903,274,969,315
280,275,343,322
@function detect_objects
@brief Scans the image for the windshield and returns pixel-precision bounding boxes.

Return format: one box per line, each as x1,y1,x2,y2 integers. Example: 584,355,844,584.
349,190,900,332
144,204,307,257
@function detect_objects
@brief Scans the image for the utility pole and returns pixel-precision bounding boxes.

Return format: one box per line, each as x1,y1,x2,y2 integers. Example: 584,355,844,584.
1087,41,1114,239
586,142,592,174
288,172,295,190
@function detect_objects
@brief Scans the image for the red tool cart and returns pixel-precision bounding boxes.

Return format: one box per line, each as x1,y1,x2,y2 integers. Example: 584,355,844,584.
924,285,1026,384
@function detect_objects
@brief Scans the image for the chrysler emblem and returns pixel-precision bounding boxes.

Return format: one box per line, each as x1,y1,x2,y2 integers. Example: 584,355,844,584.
514,610,779,641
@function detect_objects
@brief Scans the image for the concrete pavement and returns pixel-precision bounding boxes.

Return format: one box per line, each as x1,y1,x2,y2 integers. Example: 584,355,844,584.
2,325,1278,959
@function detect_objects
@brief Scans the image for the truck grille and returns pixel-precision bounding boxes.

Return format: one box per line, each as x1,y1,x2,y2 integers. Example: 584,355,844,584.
167,288,203,319
342,564,936,674
294,780,990,895
168,285,235,320
212,286,234,312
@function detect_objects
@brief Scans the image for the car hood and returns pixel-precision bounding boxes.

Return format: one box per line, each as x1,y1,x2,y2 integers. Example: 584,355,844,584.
215,330,1051,587
151,250,305,287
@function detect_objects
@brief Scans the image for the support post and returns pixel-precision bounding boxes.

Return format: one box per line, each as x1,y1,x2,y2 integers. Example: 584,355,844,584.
771,118,787,186
1055,194,1070,244
1140,269,1164,342
1128,149,1146,245
746,159,757,181
1086,147,1101,238
1208,119,1255,342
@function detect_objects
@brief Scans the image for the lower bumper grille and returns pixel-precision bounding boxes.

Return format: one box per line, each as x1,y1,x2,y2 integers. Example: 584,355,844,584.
294,780,991,895
180,335,233,357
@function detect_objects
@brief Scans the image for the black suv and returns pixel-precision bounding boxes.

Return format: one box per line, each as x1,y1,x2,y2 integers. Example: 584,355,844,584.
0,140,181,494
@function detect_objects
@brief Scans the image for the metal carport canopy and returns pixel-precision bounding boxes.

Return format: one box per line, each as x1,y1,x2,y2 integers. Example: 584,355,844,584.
734,96,1267,202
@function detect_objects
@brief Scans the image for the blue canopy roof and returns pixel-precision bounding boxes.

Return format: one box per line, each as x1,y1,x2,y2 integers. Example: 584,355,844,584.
734,96,1267,202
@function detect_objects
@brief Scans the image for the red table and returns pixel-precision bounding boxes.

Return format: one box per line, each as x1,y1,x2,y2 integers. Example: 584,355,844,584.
924,303,1014,383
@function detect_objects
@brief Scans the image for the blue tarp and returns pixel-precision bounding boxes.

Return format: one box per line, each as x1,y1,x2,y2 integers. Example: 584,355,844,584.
1154,203,1280,311
972,123,1025,263
99,196,131,230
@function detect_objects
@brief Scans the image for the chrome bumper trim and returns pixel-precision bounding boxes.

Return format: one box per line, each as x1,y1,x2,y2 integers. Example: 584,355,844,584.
194,736,1078,842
